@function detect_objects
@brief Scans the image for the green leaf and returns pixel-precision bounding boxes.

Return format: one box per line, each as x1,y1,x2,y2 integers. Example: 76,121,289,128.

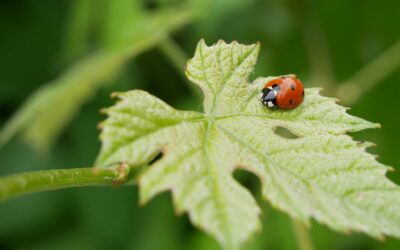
0,5,193,152
96,40,400,249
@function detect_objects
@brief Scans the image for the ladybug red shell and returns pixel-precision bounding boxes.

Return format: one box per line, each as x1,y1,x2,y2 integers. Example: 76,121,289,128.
261,74,304,109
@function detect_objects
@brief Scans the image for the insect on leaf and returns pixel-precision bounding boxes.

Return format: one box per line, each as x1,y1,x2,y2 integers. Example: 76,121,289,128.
96,40,400,249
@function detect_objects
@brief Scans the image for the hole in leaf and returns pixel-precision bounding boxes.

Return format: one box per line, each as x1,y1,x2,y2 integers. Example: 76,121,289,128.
233,169,261,198
274,126,299,139
149,151,164,165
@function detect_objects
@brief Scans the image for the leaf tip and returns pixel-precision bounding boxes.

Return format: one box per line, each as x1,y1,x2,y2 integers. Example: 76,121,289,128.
99,108,108,114
364,122,382,130
173,204,184,216
216,39,227,45
198,38,207,48
138,194,148,207
387,166,395,172
357,141,377,148
97,122,104,130
110,92,120,99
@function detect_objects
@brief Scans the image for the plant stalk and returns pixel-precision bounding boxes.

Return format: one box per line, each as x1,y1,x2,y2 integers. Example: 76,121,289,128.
0,164,132,203
337,40,400,104
158,37,202,97
291,220,314,250
159,37,188,78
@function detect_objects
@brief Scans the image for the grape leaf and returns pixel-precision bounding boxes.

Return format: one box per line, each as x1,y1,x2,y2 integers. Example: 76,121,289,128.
96,40,400,249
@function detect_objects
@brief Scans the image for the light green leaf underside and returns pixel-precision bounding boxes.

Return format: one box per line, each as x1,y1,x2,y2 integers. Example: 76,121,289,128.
0,6,192,152
96,40,400,249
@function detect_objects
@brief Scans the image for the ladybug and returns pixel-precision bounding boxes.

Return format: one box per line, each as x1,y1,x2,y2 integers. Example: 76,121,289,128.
261,74,304,109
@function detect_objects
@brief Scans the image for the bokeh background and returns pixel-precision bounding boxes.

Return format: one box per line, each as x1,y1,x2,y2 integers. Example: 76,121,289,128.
1,0,400,249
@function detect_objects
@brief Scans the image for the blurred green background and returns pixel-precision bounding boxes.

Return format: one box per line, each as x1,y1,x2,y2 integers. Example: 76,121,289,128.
1,0,400,249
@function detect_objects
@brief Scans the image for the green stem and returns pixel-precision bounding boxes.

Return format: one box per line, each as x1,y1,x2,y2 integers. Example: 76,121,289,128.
158,37,202,97
159,37,188,78
303,18,336,93
0,164,132,203
298,0,336,93
60,0,97,64
291,220,314,250
337,40,400,104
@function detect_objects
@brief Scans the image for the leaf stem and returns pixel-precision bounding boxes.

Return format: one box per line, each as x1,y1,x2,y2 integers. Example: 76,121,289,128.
291,220,314,250
159,37,188,78
158,37,202,97
303,19,336,93
0,164,132,203
337,40,400,104
298,0,336,94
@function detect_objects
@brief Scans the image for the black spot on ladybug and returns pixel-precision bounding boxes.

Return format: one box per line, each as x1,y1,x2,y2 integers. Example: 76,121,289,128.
272,84,278,88
289,99,293,104
291,84,295,90
302,90,304,96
